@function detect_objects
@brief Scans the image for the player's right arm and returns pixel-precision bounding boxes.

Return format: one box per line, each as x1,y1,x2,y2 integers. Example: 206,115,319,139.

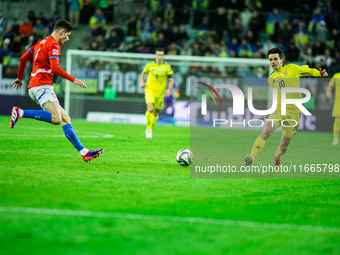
140,63,150,88
140,70,147,88
12,47,34,89
327,75,335,99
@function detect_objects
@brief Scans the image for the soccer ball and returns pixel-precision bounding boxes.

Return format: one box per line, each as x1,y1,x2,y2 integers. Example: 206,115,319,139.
176,149,194,166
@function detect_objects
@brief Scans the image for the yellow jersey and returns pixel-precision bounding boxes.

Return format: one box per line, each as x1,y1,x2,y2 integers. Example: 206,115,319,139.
143,61,174,97
329,73,340,101
268,64,321,114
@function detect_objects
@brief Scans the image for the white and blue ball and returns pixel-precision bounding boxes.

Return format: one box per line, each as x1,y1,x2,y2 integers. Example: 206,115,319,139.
176,149,194,166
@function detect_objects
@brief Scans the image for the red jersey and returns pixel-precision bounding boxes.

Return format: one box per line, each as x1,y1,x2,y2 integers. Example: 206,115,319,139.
17,35,75,89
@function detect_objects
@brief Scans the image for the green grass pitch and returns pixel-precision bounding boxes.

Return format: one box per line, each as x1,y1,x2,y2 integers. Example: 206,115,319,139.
0,115,339,254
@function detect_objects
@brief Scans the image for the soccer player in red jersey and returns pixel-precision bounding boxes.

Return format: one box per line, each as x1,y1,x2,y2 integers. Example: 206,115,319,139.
10,20,103,162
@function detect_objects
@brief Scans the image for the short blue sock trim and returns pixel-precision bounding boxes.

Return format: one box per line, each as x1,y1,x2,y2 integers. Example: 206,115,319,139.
22,110,52,122
62,124,85,151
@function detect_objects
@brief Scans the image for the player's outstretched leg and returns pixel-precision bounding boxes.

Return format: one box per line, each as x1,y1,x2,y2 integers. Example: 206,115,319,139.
10,106,53,129
10,107,22,128
82,149,104,162
244,155,254,166
273,150,281,168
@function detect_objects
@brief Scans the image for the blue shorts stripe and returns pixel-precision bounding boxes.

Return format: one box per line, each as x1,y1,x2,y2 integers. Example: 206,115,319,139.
37,89,46,101
49,56,59,60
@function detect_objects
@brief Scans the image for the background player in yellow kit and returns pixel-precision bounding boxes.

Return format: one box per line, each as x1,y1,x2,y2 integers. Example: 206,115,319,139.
245,48,328,167
327,73,340,145
140,49,174,139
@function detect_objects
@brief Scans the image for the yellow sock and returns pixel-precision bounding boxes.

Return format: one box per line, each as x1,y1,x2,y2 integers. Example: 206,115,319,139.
151,114,159,128
334,119,340,139
250,137,266,158
146,111,153,129
276,146,286,158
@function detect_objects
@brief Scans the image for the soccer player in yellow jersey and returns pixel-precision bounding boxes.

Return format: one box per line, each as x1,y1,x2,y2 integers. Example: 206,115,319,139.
140,49,174,139
327,73,340,145
245,48,328,167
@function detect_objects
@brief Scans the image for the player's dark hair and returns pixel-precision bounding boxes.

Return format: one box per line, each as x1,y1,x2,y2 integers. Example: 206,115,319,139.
54,19,73,32
155,48,165,54
267,48,283,59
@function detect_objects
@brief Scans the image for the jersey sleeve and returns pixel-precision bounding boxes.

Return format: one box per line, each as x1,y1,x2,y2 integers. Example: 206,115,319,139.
293,64,321,77
143,63,150,73
48,43,60,61
17,46,35,80
166,64,174,79
329,74,340,87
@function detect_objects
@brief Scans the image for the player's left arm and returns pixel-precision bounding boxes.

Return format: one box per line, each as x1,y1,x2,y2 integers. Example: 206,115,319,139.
165,77,174,97
327,76,335,99
164,65,174,97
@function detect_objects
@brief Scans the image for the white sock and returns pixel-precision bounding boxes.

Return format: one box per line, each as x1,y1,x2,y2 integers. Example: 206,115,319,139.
20,109,24,116
80,148,89,156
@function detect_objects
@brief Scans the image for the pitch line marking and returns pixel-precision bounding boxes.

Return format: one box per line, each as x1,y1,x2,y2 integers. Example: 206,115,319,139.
0,206,339,233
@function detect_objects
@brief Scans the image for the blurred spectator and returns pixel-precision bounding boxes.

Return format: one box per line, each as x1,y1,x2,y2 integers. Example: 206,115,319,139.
12,34,24,57
312,41,325,56
285,42,300,61
105,30,121,50
245,0,263,10
277,19,293,48
228,38,240,53
158,23,171,41
18,18,33,41
27,10,37,25
192,42,202,56
139,12,156,44
163,3,175,26
50,12,60,25
315,20,329,44
2,24,15,44
155,32,167,48
68,0,82,29
42,27,51,38
178,4,191,27
171,26,181,44
221,30,230,44
150,0,163,19
327,57,339,77
12,18,20,34
308,7,325,34
249,10,262,41
89,9,107,33
198,17,211,35
113,23,124,42
0,38,11,65
328,28,340,50
126,16,137,36
213,7,228,35
91,23,101,37
240,8,252,32
230,17,244,41
266,8,283,41
167,42,180,55
293,21,308,48
38,12,48,26
34,19,46,37
180,43,192,56
178,25,189,45
262,39,277,53
245,30,257,47
90,40,100,51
